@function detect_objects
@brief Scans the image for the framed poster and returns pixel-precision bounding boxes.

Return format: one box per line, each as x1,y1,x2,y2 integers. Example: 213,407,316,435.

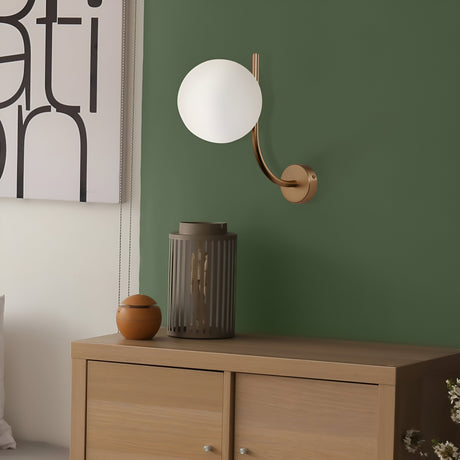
0,0,125,203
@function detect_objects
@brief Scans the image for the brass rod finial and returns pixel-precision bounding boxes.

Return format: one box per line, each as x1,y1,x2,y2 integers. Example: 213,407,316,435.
250,53,318,204
252,53,260,82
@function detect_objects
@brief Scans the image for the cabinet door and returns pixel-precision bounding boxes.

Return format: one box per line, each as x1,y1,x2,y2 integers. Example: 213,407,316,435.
86,361,223,459
234,373,379,460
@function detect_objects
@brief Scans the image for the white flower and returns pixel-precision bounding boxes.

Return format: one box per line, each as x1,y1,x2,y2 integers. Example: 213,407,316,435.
449,389,460,402
447,379,460,403
446,380,460,425
403,430,425,454
451,410,460,424
433,441,460,460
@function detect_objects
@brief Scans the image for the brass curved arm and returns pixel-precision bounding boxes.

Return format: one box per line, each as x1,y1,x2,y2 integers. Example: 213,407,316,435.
251,123,297,188
251,53,297,188
250,53,318,204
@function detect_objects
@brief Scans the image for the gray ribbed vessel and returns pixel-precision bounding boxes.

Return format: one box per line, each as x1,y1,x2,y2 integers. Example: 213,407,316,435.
168,222,237,339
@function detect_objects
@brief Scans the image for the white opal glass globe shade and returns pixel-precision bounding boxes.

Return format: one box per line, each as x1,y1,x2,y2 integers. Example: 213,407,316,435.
177,59,263,144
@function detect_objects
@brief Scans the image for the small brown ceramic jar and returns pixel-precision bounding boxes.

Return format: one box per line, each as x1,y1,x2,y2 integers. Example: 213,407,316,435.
116,294,162,340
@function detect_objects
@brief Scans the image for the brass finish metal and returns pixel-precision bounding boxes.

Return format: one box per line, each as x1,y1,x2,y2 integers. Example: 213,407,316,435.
251,53,318,203
281,165,318,204
251,123,296,188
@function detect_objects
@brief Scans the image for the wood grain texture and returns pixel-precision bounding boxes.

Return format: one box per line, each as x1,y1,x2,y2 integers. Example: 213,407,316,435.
70,359,87,460
378,384,396,460
86,361,223,459
222,371,234,460
233,373,379,460
72,333,460,460
72,330,460,385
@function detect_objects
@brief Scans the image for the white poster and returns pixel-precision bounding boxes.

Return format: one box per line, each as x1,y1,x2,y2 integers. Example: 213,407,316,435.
0,0,124,203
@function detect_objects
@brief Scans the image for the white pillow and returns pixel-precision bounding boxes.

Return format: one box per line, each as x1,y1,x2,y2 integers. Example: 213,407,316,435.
0,296,16,449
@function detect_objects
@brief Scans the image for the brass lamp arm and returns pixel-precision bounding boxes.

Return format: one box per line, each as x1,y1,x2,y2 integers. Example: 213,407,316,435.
251,123,297,188
251,52,318,204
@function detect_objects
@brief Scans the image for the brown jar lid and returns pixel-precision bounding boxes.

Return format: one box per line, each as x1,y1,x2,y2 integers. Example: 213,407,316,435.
122,294,156,307
179,222,227,236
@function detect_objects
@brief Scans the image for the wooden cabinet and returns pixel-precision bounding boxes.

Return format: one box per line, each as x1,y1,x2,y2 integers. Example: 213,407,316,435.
233,374,379,459
71,330,460,460
86,362,223,459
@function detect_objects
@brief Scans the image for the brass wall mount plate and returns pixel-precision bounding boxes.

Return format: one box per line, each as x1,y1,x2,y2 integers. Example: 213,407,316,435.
280,165,318,204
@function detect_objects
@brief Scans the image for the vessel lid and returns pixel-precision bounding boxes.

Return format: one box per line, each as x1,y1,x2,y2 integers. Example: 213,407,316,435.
179,222,227,235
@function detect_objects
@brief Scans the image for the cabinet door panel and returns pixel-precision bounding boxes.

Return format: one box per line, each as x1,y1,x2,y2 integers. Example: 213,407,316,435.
86,361,223,459
234,373,378,460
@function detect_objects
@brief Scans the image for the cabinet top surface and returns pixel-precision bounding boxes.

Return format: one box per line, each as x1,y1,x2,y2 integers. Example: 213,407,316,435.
72,329,459,375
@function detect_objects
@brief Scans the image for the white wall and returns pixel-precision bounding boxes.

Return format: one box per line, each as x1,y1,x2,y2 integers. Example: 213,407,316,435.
0,2,144,448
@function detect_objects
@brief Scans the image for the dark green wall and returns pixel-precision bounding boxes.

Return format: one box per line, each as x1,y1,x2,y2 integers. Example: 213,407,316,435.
140,0,460,347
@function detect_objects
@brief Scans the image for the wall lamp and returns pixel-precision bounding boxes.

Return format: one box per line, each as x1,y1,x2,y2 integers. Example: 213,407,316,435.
177,53,318,204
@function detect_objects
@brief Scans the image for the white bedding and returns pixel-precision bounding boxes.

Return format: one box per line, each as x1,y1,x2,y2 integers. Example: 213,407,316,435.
0,296,16,449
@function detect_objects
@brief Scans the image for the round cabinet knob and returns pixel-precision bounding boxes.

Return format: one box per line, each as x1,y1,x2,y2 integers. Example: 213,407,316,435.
203,445,213,452
239,447,249,455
